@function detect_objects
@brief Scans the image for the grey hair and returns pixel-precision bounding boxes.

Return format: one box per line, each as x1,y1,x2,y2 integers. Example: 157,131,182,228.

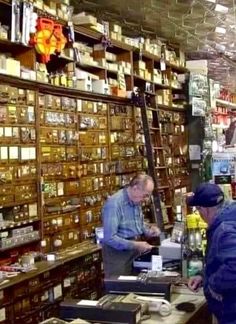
129,173,154,189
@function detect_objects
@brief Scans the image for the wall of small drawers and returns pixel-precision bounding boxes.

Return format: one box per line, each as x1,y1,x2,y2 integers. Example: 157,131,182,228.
0,83,146,254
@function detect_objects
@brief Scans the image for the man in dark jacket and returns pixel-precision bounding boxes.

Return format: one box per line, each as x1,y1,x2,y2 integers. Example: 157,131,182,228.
187,183,236,324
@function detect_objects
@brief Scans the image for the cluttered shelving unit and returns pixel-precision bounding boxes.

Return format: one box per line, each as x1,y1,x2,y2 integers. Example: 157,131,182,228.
0,0,190,322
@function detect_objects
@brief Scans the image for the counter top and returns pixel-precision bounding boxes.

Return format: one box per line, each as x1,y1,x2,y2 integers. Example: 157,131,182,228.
147,290,209,324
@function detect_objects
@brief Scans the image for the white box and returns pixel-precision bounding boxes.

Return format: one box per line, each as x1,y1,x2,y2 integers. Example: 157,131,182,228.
159,238,181,260
92,80,110,95
76,79,92,92
151,255,162,271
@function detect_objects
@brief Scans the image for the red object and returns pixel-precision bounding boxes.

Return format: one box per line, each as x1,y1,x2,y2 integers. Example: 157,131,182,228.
54,23,67,53
30,18,67,63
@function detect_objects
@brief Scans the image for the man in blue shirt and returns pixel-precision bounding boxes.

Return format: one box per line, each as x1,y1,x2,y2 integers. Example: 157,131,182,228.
102,173,161,278
187,183,236,324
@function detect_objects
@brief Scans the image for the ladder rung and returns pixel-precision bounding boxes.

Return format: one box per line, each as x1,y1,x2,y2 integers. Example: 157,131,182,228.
153,146,164,150
149,127,160,130
158,185,169,190
145,91,156,96
155,166,166,169
164,224,174,230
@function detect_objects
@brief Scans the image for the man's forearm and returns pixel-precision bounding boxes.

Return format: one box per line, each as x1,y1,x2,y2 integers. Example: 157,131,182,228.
103,235,135,250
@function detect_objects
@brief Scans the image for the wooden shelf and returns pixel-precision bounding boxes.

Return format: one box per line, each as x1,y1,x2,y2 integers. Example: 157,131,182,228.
154,82,170,89
0,73,131,104
0,242,101,290
0,38,32,52
0,238,40,252
76,62,106,72
0,218,40,231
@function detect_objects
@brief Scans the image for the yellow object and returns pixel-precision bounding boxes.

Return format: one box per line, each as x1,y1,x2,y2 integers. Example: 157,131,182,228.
186,212,207,229
186,213,198,229
34,29,57,62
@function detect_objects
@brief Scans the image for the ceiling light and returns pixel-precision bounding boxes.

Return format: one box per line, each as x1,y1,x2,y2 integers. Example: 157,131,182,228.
215,4,229,13
215,26,226,34
206,0,216,3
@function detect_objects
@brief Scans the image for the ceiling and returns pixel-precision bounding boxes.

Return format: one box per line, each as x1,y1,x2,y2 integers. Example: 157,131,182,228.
72,0,236,91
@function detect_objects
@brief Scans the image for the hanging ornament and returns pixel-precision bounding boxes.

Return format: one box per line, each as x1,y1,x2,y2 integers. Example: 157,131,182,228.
30,18,68,63
31,18,57,63
54,23,67,53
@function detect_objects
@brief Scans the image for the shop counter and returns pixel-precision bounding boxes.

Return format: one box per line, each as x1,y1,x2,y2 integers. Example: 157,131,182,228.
147,291,211,324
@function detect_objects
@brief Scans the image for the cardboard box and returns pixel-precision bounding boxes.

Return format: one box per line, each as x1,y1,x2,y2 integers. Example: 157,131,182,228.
72,14,97,26
111,87,126,98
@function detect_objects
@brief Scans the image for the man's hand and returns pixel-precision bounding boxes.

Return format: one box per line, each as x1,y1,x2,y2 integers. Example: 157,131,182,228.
188,275,203,292
148,225,161,237
133,241,153,253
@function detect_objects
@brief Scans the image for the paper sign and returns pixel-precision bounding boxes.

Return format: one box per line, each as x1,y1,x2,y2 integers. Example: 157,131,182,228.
77,300,98,306
118,276,138,281
189,145,201,160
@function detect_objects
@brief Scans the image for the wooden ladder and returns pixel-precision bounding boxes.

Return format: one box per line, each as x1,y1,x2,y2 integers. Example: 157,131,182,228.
133,91,174,231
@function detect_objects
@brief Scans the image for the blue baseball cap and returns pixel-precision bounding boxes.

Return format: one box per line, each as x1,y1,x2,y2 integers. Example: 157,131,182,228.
187,183,224,208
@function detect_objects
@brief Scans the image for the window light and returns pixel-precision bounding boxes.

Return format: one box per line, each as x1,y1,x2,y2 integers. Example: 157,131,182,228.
215,4,229,14
215,26,226,34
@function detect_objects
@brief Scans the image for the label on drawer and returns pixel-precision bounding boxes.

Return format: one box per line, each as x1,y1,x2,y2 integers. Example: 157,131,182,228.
63,278,71,288
0,308,6,321
53,284,62,299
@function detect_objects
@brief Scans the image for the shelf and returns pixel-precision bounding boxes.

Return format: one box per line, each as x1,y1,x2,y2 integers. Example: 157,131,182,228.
133,74,152,83
0,200,37,209
216,99,236,109
0,73,131,104
0,38,32,53
76,62,106,72
167,62,188,73
158,104,187,112
154,83,170,89
0,238,40,252
157,104,172,109
75,26,132,52
0,218,39,231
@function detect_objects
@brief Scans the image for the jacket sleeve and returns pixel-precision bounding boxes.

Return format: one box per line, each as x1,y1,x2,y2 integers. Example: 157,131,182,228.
102,199,135,250
208,224,236,294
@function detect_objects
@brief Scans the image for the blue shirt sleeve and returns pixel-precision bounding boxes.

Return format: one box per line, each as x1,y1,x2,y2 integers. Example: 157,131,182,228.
208,224,236,294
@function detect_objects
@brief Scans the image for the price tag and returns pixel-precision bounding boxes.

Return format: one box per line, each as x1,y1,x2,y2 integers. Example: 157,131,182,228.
53,284,62,299
0,308,6,321
160,58,166,71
